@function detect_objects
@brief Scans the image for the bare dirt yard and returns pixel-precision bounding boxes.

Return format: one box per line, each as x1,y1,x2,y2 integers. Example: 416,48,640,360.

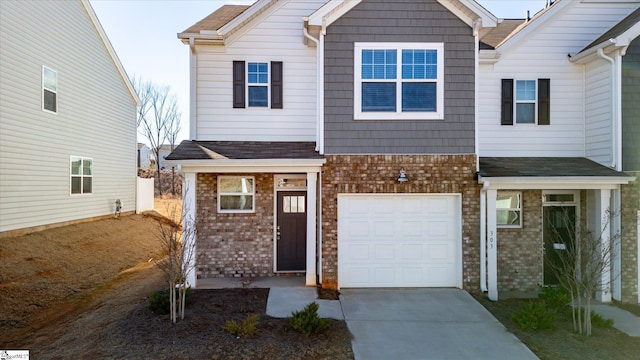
0,210,353,359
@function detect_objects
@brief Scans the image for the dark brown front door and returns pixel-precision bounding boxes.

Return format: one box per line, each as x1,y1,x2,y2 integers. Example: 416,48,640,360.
276,191,307,271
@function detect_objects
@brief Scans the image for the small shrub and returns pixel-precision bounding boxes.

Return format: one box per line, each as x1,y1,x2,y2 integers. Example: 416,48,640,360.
148,289,171,315
289,302,331,336
222,314,259,338
538,285,571,311
148,288,191,315
566,307,614,328
511,301,556,331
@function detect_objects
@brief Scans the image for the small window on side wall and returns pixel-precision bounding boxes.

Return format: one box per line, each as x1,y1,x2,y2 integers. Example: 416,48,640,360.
70,156,92,195
43,66,57,113
218,176,255,213
497,191,522,228
501,79,550,125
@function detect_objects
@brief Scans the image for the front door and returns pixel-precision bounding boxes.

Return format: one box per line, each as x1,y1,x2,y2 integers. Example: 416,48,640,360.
543,206,576,285
276,191,306,271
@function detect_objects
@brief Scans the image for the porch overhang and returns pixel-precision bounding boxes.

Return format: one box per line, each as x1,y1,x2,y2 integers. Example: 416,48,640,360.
478,157,635,301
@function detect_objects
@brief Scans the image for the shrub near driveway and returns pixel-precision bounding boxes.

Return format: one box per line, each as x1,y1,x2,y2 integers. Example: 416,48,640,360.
475,295,640,360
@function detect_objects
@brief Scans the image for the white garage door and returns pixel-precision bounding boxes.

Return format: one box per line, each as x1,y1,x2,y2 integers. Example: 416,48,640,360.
338,194,461,288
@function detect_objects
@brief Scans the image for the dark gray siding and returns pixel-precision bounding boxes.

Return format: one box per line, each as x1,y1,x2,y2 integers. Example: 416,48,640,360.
323,0,475,154
622,36,640,171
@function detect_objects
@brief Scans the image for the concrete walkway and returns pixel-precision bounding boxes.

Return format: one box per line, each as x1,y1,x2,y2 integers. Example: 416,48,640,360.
340,289,538,360
591,303,640,336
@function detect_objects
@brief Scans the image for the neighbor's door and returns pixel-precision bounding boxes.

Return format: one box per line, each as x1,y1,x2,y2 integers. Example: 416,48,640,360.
276,191,307,271
543,206,576,285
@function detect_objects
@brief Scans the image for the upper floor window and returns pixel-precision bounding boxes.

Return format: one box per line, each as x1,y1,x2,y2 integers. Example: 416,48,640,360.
233,61,283,109
248,62,268,107
501,78,550,125
70,156,92,195
43,66,57,113
354,43,444,120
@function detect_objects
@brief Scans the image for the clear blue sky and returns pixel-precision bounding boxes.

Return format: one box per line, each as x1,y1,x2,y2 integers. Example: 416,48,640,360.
90,0,548,144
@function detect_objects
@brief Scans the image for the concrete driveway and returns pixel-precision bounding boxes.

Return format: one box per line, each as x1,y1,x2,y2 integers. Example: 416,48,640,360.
340,289,538,360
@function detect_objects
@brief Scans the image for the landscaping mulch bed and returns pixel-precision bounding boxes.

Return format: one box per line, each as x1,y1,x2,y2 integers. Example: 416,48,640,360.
474,294,640,360
0,212,353,359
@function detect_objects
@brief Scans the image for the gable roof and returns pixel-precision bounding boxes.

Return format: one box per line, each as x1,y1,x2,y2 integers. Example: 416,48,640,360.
180,5,250,34
479,19,525,49
307,0,497,30
581,7,640,53
81,0,138,105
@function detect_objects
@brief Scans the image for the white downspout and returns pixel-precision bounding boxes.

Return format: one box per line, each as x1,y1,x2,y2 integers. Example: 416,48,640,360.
302,21,321,152
189,37,197,140
597,48,616,169
480,180,490,292
473,19,481,173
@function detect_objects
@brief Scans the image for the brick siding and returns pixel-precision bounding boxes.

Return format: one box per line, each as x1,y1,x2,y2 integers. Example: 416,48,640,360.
621,173,639,303
497,190,543,293
195,173,275,278
320,154,480,290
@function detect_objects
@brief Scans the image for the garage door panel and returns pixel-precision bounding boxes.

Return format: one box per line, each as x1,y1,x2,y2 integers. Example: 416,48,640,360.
338,194,461,288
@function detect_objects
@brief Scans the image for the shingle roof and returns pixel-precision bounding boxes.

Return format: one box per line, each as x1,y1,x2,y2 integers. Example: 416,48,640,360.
166,141,323,161
580,7,640,53
479,157,627,178
181,4,250,34
480,19,526,49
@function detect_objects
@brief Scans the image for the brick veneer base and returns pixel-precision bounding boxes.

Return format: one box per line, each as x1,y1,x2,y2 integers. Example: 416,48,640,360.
621,173,639,303
320,154,480,291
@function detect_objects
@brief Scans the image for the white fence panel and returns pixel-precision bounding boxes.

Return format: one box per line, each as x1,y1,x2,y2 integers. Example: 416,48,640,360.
136,177,154,213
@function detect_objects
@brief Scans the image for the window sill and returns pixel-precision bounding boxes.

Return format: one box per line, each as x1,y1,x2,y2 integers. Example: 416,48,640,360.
354,111,444,121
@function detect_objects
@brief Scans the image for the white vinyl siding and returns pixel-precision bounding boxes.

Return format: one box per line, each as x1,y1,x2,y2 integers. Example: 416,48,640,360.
195,0,325,141
478,1,638,157
0,0,137,233
585,58,613,166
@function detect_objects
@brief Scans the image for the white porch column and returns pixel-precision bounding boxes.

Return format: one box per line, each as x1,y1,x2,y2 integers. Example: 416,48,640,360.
306,172,318,286
487,189,498,300
183,172,197,288
596,189,612,302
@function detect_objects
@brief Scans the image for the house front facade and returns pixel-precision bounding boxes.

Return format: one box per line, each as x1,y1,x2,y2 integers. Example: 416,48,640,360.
170,0,639,303
0,0,139,236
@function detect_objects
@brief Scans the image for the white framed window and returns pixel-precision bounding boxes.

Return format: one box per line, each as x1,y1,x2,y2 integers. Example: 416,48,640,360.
354,42,444,120
43,66,57,113
497,191,522,228
247,62,269,107
515,80,536,124
218,176,255,213
70,156,92,195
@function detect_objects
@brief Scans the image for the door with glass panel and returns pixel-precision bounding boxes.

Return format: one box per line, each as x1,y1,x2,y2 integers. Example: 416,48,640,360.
276,191,306,271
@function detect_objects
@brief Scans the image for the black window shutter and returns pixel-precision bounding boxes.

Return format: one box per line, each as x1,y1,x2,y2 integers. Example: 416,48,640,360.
538,78,550,125
233,61,245,108
271,61,283,109
501,79,514,125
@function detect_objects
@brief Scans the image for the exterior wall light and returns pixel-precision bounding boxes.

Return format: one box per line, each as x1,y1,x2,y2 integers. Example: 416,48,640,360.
397,168,409,182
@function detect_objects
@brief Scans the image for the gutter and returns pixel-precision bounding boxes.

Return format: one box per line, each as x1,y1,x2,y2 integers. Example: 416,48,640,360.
303,20,321,153
189,37,197,139
597,48,617,169
473,18,481,173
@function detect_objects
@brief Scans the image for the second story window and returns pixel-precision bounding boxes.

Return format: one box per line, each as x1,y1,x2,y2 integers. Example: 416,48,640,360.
43,66,57,113
354,43,444,120
248,62,268,107
233,61,283,109
501,78,550,125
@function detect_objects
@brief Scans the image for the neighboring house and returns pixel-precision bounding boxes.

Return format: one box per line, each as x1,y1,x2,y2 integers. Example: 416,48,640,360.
138,143,152,169
154,144,176,170
0,0,139,236
169,0,639,303
477,1,639,303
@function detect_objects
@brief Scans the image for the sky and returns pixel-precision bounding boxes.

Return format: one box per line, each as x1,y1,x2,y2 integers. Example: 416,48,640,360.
90,0,549,145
